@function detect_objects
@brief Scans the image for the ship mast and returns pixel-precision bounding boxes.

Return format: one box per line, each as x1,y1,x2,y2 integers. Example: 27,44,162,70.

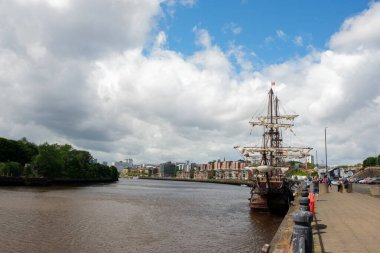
235,83,312,168
262,88,283,167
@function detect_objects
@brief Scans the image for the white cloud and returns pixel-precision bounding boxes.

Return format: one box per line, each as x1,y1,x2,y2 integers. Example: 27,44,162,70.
14,0,71,10
276,30,287,41
179,0,197,7
329,2,380,52
293,36,303,47
264,36,274,45
227,44,253,72
222,22,242,35
193,26,212,48
154,31,168,49
0,0,379,166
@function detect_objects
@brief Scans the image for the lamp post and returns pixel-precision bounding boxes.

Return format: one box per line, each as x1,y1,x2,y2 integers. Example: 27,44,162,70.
325,127,328,176
316,150,318,167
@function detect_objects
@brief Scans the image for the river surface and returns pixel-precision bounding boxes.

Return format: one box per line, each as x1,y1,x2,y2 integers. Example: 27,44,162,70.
0,179,282,253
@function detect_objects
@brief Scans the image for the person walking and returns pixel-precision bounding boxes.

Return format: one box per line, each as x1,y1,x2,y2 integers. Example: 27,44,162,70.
343,177,349,192
308,192,315,214
327,177,332,190
313,176,319,201
337,178,343,193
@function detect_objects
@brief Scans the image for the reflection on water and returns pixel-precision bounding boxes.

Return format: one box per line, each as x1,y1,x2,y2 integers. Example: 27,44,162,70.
0,179,282,253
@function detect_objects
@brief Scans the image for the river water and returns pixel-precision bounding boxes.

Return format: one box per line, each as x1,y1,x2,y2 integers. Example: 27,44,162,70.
0,179,282,253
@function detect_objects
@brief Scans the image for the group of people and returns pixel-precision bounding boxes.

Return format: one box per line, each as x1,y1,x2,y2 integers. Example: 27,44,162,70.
307,176,320,214
336,177,349,192
309,176,349,213
310,175,349,193
307,175,350,213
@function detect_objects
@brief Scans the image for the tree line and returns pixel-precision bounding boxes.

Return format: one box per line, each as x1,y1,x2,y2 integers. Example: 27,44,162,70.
0,137,118,180
363,154,380,167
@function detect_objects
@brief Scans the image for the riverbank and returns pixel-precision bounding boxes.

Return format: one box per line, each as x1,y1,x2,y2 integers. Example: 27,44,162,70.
138,176,253,186
0,176,118,186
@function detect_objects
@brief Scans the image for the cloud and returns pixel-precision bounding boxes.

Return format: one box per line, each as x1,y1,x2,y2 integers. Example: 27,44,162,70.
293,36,303,47
227,43,253,72
154,31,168,49
222,22,242,35
276,30,287,41
14,0,71,10
329,2,380,52
179,0,197,7
193,26,212,48
0,0,379,166
263,36,275,45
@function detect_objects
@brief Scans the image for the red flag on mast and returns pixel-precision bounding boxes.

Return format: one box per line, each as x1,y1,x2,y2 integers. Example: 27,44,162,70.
271,81,276,87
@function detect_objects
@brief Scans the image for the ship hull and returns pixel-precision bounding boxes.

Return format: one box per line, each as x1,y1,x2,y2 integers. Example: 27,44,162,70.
249,180,293,214
250,192,291,214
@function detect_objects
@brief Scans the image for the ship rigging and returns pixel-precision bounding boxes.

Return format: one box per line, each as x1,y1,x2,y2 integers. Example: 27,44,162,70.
235,84,312,213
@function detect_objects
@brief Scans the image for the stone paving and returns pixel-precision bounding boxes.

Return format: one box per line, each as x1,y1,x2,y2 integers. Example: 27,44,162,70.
312,186,380,253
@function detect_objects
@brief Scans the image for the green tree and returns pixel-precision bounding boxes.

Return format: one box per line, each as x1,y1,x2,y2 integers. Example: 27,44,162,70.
363,156,377,167
0,162,23,177
1,137,118,181
33,143,64,178
109,166,119,180
57,145,92,179
17,137,38,164
286,168,308,177
0,138,20,163
0,137,38,165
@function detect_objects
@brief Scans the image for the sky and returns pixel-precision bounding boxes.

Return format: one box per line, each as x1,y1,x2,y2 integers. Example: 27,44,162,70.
0,0,379,166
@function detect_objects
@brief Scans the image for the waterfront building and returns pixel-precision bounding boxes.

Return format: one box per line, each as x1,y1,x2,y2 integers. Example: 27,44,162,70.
175,161,198,179
112,158,134,172
160,161,176,177
176,170,192,179
176,161,196,172
306,155,314,164
193,168,213,180
194,160,249,180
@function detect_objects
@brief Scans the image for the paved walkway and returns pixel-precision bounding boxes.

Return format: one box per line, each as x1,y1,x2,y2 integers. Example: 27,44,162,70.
312,186,380,253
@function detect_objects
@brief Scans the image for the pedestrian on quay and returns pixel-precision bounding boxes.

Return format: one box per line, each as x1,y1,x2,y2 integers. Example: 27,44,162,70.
327,177,332,190
313,176,319,201
343,177,349,192
337,178,343,193
308,192,315,214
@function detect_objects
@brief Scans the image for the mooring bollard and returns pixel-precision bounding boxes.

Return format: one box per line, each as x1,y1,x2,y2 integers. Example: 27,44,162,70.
299,184,310,212
293,211,313,253
292,183,313,253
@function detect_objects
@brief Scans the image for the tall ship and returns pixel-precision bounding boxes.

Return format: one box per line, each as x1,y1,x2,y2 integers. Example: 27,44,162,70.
235,83,312,213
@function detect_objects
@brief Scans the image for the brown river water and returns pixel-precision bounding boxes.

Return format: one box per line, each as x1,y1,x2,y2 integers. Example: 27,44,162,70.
0,178,282,253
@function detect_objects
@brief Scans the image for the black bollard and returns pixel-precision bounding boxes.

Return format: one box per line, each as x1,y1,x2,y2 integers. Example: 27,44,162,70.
293,211,313,253
292,183,313,253
299,184,310,212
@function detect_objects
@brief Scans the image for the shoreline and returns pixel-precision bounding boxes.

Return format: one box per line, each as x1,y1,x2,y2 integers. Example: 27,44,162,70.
137,176,254,186
0,176,118,186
